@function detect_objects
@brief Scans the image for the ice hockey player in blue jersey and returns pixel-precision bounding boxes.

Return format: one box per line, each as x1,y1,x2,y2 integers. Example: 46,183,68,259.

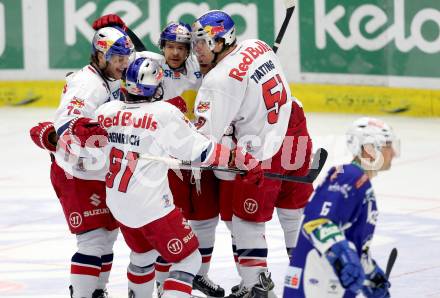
283,117,399,298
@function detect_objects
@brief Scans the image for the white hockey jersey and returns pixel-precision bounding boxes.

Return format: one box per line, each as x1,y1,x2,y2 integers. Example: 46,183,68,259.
95,100,215,228
53,65,121,181
194,39,292,161
135,51,202,119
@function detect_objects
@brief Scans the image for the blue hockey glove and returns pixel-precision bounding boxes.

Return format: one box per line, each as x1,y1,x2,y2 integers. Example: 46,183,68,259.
326,240,365,294
362,263,391,298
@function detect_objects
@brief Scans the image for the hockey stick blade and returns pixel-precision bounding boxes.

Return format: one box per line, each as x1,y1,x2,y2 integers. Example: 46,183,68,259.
126,27,147,51
140,148,327,184
272,5,295,54
385,247,398,279
264,148,328,183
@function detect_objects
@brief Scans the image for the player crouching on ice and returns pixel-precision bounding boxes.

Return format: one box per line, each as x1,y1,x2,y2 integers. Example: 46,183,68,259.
95,56,263,298
283,117,399,298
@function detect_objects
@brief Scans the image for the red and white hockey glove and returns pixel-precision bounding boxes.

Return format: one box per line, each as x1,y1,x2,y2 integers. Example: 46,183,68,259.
166,96,188,114
231,147,264,185
92,14,127,31
29,121,58,152
68,117,108,148
208,145,264,185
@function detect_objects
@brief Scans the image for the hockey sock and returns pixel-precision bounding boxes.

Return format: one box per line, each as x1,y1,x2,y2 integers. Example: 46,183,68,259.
163,271,194,298
127,262,155,297
162,250,201,298
189,217,218,276
198,247,213,276
155,256,171,287
96,253,113,290
70,252,102,298
232,215,268,288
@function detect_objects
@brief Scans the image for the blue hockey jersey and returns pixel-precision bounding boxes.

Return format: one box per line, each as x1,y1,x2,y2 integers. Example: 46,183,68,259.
283,163,378,298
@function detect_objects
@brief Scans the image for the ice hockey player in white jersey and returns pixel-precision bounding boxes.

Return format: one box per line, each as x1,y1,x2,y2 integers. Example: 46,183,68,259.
283,117,399,298
133,22,202,119
95,56,262,298
91,15,226,297
191,10,314,298
29,26,134,298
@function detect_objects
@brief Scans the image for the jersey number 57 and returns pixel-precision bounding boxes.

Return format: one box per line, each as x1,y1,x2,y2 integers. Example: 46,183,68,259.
262,74,287,124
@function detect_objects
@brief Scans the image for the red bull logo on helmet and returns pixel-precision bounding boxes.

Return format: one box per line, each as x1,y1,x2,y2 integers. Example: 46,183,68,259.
96,40,114,51
204,24,225,37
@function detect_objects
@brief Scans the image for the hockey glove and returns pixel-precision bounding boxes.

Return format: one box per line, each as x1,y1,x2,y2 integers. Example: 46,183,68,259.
68,117,108,148
362,262,391,298
166,96,188,114
206,145,263,185
92,14,126,31
30,121,58,152
326,240,366,294
231,147,264,185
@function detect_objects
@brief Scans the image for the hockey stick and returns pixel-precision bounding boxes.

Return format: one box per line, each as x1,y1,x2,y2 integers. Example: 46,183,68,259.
272,0,297,53
140,148,327,184
385,247,398,279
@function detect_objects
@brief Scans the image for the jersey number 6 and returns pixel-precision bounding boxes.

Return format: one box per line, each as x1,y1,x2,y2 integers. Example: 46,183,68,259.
106,147,139,193
262,74,287,124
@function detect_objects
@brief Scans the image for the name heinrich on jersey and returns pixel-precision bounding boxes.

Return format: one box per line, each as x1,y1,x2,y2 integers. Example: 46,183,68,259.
229,41,272,82
108,132,140,146
97,111,158,131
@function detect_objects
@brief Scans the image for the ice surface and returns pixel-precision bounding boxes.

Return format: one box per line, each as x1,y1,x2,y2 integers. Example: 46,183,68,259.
1,108,439,297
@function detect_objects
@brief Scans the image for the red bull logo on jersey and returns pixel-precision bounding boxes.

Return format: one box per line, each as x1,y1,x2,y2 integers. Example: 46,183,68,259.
97,111,158,131
229,41,272,82
69,97,85,108
196,101,210,113
204,25,225,37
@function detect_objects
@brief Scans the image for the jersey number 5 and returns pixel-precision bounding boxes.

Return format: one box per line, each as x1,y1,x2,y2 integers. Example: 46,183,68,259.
262,74,287,124
106,147,139,193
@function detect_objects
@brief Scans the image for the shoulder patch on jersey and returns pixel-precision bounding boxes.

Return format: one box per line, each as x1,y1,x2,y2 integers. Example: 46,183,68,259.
355,174,369,189
284,266,302,289
196,101,210,113
69,97,85,108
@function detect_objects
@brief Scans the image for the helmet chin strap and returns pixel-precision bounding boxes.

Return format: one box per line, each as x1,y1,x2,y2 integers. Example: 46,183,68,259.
211,42,225,66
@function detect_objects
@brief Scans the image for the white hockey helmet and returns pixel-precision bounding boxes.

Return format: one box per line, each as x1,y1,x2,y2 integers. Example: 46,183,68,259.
346,117,400,157
92,26,134,61
125,57,164,102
